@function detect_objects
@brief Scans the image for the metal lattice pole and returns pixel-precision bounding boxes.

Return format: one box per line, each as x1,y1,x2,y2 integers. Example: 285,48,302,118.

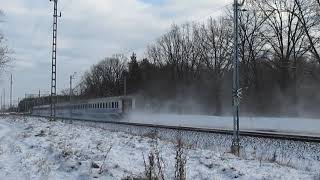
49,0,61,121
231,0,244,155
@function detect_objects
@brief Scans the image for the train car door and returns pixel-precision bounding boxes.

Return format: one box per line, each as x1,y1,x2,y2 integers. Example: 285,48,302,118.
122,99,132,114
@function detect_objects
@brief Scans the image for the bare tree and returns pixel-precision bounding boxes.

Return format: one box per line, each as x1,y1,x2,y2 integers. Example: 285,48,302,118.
256,0,308,94
196,17,233,115
291,0,320,64
80,54,127,97
0,11,10,71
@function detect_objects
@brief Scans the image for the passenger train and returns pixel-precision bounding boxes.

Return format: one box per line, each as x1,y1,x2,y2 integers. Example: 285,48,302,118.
32,96,135,120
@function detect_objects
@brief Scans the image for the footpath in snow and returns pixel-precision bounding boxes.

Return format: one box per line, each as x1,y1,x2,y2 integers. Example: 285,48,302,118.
0,115,319,180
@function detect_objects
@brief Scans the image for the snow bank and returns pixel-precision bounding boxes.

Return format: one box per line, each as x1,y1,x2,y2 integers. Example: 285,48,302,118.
0,116,318,180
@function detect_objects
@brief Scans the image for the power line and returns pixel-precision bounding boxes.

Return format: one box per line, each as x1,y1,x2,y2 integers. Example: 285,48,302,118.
190,3,233,23
116,2,233,59
60,0,75,13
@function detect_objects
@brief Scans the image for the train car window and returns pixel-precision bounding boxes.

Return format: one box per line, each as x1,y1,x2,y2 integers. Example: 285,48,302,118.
112,102,114,108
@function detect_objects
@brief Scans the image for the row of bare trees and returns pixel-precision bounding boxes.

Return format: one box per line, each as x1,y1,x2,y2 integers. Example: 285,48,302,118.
77,0,320,117
79,54,127,98
0,10,10,71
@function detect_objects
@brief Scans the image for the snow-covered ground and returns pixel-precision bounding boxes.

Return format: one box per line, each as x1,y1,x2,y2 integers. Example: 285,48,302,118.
0,115,319,180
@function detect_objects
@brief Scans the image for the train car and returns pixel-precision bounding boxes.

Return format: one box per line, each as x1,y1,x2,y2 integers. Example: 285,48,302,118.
32,96,135,120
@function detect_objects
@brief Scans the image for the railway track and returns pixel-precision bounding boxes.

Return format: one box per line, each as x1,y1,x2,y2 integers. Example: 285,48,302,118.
23,115,320,143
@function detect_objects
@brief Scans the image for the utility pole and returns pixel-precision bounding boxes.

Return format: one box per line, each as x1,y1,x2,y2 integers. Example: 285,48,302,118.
124,75,127,96
231,0,244,156
3,88,5,111
18,97,20,112
10,74,12,109
49,0,61,121
69,72,76,102
70,75,72,101
24,93,27,112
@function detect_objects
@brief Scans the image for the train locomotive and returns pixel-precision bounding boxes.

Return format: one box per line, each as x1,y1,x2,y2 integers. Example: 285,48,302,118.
32,96,135,120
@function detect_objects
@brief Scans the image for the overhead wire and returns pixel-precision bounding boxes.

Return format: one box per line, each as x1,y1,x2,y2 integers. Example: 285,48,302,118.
119,1,234,58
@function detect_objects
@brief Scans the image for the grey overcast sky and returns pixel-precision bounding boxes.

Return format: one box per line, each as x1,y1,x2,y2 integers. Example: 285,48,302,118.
0,0,230,106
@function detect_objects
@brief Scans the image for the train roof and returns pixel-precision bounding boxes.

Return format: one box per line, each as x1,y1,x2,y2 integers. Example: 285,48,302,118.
33,96,135,108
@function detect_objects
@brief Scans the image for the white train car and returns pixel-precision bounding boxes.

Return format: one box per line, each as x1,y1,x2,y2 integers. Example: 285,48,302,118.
32,96,135,120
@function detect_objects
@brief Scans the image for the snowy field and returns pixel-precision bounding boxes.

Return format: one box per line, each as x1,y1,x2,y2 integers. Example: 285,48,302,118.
0,116,319,180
